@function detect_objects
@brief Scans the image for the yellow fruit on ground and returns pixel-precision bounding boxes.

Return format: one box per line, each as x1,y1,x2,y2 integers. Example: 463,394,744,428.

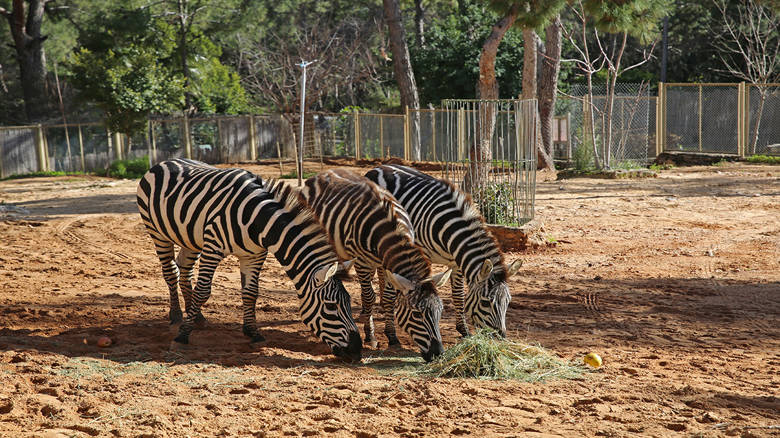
584,352,602,368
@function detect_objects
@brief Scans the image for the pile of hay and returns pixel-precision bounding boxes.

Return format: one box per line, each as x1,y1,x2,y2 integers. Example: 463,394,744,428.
418,329,585,381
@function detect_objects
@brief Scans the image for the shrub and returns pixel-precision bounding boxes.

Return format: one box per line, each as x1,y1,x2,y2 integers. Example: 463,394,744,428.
108,156,150,179
476,182,514,225
746,154,780,165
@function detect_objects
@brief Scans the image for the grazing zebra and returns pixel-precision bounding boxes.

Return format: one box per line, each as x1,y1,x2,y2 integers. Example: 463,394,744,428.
136,159,361,360
299,169,449,361
365,164,523,338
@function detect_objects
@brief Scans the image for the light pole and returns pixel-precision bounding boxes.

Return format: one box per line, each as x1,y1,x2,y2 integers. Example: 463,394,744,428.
297,60,315,187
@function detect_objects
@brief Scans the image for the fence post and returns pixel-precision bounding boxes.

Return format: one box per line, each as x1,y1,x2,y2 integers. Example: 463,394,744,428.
379,115,384,158
457,108,465,161
656,83,663,156
739,82,747,157
248,115,257,161
149,120,157,164
404,106,410,161
431,110,436,161
354,110,360,160
698,84,703,152
35,124,48,172
182,115,192,159
78,125,85,172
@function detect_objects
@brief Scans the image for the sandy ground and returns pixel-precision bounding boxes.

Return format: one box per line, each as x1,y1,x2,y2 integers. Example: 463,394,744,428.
0,161,778,437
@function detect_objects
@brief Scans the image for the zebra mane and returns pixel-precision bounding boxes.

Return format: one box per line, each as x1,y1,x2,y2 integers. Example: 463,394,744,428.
263,178,337,256
437,177,508,280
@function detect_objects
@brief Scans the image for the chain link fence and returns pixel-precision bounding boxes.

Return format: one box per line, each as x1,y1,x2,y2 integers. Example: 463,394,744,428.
559,83,652,168
747,84,780,156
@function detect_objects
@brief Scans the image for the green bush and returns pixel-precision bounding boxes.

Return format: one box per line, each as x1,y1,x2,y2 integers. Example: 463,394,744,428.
108,156,150,179
477,182,515,225
747,154,780,165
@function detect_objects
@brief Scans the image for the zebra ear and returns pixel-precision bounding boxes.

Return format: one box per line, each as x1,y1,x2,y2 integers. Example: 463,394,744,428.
313,262,339,287
339,259,354,273
507,259,523,276
425,268,452,288
384,270,414,293
478,259,493,282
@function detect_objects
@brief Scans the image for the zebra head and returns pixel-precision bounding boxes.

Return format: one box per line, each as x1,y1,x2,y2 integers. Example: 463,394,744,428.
385,269,450,362
300,262,362,362
465,259,523,337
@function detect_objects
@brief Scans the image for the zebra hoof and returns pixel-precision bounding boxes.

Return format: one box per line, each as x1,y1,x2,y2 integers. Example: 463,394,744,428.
194,313,207,329
169,311,183,325
250,334,266,343
365,336,378,349
173,334,189,344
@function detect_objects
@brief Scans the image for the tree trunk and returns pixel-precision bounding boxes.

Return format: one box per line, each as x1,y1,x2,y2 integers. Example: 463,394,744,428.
2,0,49,122
750,91,767,155
603,32,628,169
539,16,562,163
177,0,193,113
414,0,424,47
468,5,519,191
521,27,556,172
383,0,421,160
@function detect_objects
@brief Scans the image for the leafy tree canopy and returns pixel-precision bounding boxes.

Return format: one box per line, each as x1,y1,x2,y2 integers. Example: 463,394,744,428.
411,0,525,105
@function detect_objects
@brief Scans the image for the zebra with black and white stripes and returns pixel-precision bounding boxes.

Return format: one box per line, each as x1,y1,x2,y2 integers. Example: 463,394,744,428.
299,169,450,361
136,159,362,360
366,164,523,338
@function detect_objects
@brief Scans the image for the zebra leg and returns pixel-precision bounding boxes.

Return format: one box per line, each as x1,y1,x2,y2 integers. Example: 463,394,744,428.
176,248,206,328
450,268,471,338
354,262,378,348
378,270,401,347
174,246,224,344
153,238,182,324
239,251,267,343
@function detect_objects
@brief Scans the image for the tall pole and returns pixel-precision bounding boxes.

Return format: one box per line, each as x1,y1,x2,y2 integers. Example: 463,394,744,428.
297,60,315,187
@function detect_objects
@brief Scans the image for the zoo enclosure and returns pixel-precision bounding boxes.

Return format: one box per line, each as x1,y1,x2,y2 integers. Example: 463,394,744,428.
657,83,780,156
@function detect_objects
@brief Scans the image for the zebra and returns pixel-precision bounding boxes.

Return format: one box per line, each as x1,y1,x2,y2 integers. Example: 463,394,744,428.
136,159,362,360
299,169,450,361
365,164,523,338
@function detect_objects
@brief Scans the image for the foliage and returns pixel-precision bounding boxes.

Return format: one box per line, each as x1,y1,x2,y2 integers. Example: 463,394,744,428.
107,156,150,179
0,171,88,181
476,182,515,225
417,329,586,381
572,141,596,171
280,170,318,179
410,0,526,105
66,8,184,136
746,155,780,164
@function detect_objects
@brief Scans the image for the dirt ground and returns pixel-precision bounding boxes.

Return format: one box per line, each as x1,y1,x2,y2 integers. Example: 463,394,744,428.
0,160,778,437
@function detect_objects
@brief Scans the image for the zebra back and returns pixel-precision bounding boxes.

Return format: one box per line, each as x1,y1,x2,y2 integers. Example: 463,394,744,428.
365,164,509,287
299,169,429,285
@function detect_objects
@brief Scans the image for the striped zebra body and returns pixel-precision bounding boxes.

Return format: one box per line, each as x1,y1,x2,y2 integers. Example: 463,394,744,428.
365,164,523,337
299,169,447,361
137,159,361,360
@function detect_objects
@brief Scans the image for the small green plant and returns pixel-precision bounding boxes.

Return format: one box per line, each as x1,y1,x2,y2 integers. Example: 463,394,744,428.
476,182,515,225
572,144,595,171
108,156,150,179
746,154,780,164
0,171,89,181
649,163,674,171
280,170,318,179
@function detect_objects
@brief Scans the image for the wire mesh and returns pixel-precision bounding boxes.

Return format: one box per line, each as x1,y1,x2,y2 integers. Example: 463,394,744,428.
747,84,780,156
440,99,537,226
664,84,739,154
563,83,652,167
